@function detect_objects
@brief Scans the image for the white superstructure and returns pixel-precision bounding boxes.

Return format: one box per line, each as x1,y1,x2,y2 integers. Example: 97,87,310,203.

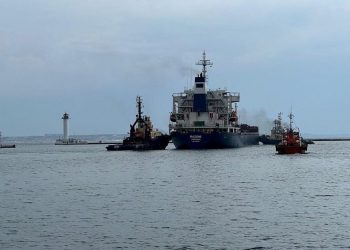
169,51,241,132
169,52,259,149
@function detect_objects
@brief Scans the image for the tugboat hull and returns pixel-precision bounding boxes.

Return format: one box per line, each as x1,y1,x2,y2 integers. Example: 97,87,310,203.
276,144,308,154
171,131,259,149
259,135,281,145
106,135,170,151
261,135,313,146
0,144,16,148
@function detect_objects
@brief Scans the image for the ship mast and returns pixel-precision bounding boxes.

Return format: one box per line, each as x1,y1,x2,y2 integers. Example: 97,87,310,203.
274,112,282,129
278,112,282,123
136,96,143,120
196,51,213,80
288,112,294,131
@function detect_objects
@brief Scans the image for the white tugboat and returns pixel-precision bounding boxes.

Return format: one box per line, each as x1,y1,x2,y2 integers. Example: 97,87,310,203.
259,112,284,145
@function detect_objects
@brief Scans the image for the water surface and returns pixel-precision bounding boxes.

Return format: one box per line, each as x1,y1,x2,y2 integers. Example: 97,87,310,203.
1,142,350,249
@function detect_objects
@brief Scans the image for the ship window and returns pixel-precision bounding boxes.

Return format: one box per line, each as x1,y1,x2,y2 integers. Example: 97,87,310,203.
194,121,205,127
196,83,204,88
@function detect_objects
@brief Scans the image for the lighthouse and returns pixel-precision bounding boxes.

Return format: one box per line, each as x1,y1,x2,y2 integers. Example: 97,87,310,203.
55,113,87,145
62,112,69,141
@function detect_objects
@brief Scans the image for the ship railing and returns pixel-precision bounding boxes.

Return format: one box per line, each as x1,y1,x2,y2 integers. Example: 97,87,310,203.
219,91,239,96
207,91,240,102
172,93,187,98
175,124,237,129
174,127,241,133
229,92,240,102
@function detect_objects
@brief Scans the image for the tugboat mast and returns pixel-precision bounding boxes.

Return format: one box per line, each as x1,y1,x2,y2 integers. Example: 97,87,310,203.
196,51,213,80
278,112,282,122
274,112,282,129
136,96,143,121
288,112,294,131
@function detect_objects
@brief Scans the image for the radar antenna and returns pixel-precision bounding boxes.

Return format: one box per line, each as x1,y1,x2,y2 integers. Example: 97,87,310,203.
196,51,213,80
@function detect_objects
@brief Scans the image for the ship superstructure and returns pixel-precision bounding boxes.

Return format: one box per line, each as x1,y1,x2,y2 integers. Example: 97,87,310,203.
259,112,284,145
169,52,259,149
271,112,284,139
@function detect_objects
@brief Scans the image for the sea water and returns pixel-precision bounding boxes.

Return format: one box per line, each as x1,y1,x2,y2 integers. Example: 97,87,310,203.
1,141,350,249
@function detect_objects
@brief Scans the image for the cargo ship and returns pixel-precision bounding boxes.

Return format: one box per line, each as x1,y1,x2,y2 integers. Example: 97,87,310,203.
276,112,308,154
106,96,171,151
169,52,259,149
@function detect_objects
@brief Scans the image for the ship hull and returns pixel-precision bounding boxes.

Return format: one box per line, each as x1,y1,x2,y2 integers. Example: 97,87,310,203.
259,135,281,145
0,144,16,148
171,131,259,149
106,135,170,151
260,135,313,145
275,144,308,154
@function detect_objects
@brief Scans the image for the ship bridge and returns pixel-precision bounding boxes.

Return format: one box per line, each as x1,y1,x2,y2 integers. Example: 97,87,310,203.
170,52,241,130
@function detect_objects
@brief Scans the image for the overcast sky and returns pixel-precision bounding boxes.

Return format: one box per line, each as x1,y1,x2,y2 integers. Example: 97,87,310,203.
1,0,350,136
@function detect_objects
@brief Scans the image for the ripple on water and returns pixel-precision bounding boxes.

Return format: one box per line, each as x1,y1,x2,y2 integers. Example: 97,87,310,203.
1,143,350,249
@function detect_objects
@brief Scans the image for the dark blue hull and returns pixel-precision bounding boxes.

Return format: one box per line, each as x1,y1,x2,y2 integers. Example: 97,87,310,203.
106,135,171,151
259,135,281,145
171,131,259,149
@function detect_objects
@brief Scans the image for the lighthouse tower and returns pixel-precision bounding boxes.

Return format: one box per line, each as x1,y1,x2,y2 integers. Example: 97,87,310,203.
62,112,69,141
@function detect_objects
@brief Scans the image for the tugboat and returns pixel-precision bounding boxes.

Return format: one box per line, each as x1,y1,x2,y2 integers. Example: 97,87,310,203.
169,52,259,149
106,96,171,151
0,132,15,148
275,113,308,154
259,112,284,145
